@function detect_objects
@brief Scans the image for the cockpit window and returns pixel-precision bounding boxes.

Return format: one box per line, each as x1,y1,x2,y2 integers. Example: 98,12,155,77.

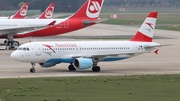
23,48,26,51
17,47,30,51
27,48,29,51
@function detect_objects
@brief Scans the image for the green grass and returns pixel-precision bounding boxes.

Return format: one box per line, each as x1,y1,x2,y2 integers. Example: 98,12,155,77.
1,75,180,101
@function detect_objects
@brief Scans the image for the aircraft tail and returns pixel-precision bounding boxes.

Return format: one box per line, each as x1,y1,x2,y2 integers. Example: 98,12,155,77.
130,12,158,42
38,3,55,19
69,0,104,19
11,2,29,19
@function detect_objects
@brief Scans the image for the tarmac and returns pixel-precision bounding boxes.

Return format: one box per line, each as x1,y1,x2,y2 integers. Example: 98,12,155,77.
0,24,180,78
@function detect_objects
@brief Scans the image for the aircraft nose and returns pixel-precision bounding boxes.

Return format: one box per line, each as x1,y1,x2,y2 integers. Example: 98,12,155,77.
11,51,19,61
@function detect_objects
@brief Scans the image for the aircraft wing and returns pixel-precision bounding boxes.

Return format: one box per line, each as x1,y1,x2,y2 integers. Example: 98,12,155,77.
71,52,137,59
0,21,56,36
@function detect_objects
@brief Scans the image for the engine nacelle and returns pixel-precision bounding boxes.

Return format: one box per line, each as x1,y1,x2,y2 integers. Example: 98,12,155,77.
74,58,93,69
39,62,57,68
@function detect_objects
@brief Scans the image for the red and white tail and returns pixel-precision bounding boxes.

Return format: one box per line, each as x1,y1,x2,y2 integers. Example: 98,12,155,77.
130,12,158,42
69,0,104,19
38,3,55,19
11,2,29,19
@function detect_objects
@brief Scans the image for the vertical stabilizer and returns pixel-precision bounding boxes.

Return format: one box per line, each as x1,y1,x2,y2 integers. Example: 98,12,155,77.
130,12,158,42
38,3,55,19
11,2,29,19
69,0,104,19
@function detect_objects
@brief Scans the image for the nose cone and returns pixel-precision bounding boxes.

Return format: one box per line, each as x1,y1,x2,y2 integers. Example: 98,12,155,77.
11,51,19,61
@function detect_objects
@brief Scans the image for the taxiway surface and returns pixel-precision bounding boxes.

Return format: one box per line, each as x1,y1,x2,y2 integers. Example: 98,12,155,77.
0,24,180,78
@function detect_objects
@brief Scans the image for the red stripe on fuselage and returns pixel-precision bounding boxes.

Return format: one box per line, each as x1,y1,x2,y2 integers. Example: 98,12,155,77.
130,31,152,42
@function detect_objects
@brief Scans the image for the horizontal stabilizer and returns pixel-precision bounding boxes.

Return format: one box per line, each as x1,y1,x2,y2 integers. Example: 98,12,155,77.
145,44,172,49
82,18,109,26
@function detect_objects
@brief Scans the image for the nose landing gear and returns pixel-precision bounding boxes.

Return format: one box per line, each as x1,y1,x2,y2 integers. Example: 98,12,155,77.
30,63,36,73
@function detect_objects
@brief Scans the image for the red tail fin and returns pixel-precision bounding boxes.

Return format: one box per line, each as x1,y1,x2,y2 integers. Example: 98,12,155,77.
11,2,29,19
69,0,104,19
130,12,158,42
39,3,55,19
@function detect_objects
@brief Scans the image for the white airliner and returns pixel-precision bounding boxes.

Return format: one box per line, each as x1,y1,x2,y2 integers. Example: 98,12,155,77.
11,12,160,73
0,0,104,48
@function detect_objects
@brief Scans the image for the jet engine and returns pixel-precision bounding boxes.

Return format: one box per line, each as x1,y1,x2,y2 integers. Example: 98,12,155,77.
39,62,57,68
74,58,93,69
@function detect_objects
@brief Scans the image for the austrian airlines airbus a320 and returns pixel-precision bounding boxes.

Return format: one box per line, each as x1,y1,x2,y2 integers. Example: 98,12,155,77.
0,0,104,49
0,2,28,19
11,12,161,73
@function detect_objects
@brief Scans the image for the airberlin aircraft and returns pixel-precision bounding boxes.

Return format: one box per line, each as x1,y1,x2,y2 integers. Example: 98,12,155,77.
0,2,28,19
0,0,104,49
11,12,161,73
37,3,55,19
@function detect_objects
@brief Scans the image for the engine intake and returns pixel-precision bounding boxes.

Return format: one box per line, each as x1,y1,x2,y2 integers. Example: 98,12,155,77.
74,58,93,69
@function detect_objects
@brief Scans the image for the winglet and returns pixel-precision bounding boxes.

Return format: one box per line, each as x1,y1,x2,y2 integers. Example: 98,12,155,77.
130,12,158,42
68,0,104,19
48,21,56,26
11,2,29,19
38,3,55,19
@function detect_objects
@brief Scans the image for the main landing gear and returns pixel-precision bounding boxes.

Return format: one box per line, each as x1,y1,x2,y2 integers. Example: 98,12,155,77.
30,63,35,73
68,63,76,71
92,58,101,72
92,66,100,72
4,35,20,50
68,63,101,72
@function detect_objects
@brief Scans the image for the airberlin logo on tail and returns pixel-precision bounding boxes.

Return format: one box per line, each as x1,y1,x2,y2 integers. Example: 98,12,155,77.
45,7,54,19
86,0,103,18
20,6,28,16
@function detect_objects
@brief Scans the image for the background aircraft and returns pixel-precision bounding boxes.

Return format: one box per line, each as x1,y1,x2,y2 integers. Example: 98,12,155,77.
0,0,104,49
0,2,28,19
37,3,55,19
11,12,161,73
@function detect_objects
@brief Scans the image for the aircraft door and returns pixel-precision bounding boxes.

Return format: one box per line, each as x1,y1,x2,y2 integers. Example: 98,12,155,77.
35,44,41,56
133,43,138,53
22,21,27,27
64,21,69,28
76,46,81,53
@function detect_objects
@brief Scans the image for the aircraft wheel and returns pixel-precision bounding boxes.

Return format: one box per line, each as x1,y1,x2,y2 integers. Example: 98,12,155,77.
92,66,100,72
4,39,9,45
30,68,35,73
68,65,76,71
13,41,20,48
13,41,19,46
4,40,7,44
